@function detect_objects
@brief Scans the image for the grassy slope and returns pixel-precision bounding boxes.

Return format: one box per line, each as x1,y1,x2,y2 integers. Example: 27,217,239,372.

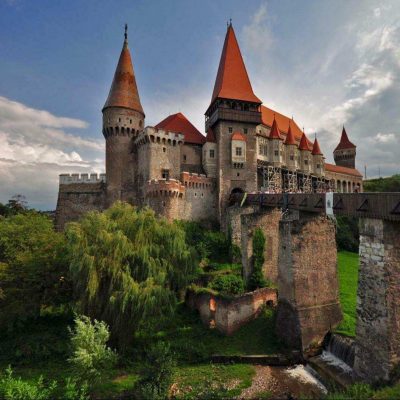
336,251,359,337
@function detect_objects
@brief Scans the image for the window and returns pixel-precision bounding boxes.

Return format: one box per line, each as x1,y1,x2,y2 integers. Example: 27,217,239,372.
237,173,240,177
274,150,279,157
118,118,121,122
290,154,294,161
317,164,321,169
210,149,215,158
259,144,263,154
163,147,166,153
304,159,308,165
183,155,187,162
228,127,233,133
162,169,169,179
236,147,242,156
130,119,132,124
244,128,248,134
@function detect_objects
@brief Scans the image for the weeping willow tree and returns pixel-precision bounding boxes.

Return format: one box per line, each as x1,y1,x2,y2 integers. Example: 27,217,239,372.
66,202,198,349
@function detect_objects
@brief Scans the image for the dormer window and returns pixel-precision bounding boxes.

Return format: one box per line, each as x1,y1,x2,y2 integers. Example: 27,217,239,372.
236,147,242,156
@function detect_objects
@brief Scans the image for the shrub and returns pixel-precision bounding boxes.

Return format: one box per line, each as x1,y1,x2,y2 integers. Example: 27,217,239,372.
68,315,117,382
0,366,57,400
209,274,245,296
137,341,176,400
62,378,89,400
248,228,266,291
336,216,359,252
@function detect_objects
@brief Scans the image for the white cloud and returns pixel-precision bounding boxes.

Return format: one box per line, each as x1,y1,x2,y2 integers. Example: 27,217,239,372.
0,96,104,209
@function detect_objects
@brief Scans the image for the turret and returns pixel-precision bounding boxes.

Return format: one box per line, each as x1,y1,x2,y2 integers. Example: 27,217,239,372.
102,25,145,204
299,131,312,174
284,120,298,170
333,126,356,168
203,128,217,177
311,136,324,176
269,116,284,166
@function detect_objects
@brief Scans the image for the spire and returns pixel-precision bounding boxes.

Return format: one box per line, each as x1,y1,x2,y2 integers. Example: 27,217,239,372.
299,131,311,151
269,115,283,140
103,25,144,115
334,126,356,151
210,24,261,105
312,137,323,155
284,120,297,145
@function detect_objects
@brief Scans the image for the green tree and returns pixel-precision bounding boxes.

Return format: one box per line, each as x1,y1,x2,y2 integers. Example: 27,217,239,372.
68,315,117,383
0,212,71,331
248,228,266,291
66,202,198,348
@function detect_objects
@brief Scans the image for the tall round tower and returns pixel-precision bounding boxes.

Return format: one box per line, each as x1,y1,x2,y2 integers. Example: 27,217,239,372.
102,25,145,205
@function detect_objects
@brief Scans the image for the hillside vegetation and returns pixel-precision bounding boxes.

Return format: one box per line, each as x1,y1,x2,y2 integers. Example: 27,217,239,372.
364,174,400,192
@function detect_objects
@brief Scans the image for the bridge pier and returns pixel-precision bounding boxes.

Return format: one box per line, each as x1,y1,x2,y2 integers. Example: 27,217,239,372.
276,212,342,354
354,218,400,382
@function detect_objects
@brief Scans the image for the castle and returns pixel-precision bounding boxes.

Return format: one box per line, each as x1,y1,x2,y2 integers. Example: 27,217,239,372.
55,23,363,230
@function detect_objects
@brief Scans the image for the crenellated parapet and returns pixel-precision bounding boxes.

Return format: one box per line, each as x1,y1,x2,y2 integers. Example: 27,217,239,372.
145,178,185,198
135,126,184,148
181,171,215,189
59,173,106,184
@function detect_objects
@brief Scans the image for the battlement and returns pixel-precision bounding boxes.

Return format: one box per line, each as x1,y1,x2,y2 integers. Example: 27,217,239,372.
146,178,185,197
135,126,184,147
181,172,215,189
59,173,106,184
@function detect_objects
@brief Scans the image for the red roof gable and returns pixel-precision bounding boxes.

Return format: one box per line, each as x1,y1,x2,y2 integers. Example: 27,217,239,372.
335,127,356,151
155,112,205,145
325,163,362,177
312,138,323,155
206,128,216,143
210,24,261,105
103,31,144,114
269,117,283,140
299,132,312,151
284,121,297,145
231,131,247,141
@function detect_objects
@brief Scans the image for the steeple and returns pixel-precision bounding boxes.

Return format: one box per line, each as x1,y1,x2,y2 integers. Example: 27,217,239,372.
299,131,311,151
210,24,261,105
312,137,323,155
334,126,356,151
284,120,297,145
103,25,144,115
269,116,283,140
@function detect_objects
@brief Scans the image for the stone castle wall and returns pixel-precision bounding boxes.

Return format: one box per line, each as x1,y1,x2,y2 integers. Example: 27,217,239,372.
354,218,400,382
55,174,106,231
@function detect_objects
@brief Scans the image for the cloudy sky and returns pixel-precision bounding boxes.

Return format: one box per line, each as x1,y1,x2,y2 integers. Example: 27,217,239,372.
0,0,399,209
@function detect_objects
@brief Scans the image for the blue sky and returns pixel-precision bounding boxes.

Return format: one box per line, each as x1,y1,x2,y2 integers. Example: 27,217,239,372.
0,0,399,209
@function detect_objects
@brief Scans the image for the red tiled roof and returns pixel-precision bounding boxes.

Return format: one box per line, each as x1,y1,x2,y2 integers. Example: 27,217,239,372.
325,163,363,177
231,131,246,141
210,24,261,105
312,138,323,155
334,127,356,151
206,128,216,143
103,35,144,114
269,117,283,140
284,121,297,145
299,132,312,151
155,112,206,145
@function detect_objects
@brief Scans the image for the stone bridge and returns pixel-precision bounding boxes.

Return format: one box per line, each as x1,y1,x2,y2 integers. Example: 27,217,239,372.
228,192,400,383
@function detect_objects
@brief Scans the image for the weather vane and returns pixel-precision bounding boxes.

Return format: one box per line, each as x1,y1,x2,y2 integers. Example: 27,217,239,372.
124,23,128,40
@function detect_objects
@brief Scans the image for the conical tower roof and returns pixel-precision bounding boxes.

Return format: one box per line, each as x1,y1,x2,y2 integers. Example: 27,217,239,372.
269,116,283,140
312,137,323,155
334,126,356,151
284,120,297,145
299,131,312,151
210,23,261,106
103,25,144,115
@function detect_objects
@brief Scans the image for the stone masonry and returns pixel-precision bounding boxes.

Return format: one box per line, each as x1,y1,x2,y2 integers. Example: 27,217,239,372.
275,212,342,353
354,218,400,382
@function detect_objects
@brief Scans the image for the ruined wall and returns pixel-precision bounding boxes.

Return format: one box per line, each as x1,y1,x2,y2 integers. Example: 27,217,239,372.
186,287,277,335
276,212,342,353
241,209,281,284
55,174,106,231
354,218,400,382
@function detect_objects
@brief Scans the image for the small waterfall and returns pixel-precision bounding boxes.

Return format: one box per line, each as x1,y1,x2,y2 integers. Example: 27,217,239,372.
325,333,355,368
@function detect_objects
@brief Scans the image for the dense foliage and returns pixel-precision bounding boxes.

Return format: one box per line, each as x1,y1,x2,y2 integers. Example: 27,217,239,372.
248,228,267,291
364,174,400,192
66,202,199,348
209,274,244,296
336,215,359,252
68,315,117,382
0,212,71,331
